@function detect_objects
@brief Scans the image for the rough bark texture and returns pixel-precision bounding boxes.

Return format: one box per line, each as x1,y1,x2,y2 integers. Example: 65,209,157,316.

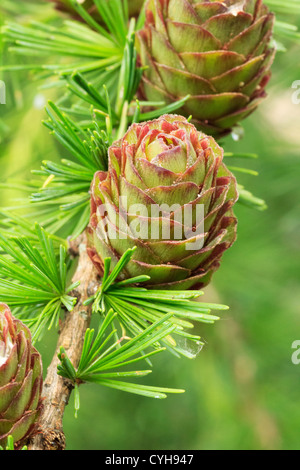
28,234,99,450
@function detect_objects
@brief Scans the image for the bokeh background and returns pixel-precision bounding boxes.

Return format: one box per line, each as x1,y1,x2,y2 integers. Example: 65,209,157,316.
1,1,300,450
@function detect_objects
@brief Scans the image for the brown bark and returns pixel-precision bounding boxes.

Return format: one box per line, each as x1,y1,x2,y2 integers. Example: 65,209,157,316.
28,234,99,450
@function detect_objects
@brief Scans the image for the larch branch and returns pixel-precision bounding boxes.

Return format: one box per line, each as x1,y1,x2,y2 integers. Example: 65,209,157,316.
28,234,99,450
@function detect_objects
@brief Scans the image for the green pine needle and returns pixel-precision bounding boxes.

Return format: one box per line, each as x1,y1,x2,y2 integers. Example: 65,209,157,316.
0,435,27,451
58,310,185,417
84,247,226,359
0,223,79,341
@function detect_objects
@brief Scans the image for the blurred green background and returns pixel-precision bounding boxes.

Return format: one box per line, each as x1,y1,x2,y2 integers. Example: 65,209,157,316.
1,2,300,451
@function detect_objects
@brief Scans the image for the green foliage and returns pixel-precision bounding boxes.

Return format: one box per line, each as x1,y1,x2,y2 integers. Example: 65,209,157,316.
0,435,27,451
0,223,79,341
30,101,109,238
2,16,122,75
85,247,225,358
224,152,268,211
57,246,225,413
265,0,300,48
58,311,185,417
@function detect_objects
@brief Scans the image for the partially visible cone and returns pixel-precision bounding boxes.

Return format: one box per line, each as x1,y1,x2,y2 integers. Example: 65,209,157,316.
137,0,275,137
49,0,144,20
0,304,43,449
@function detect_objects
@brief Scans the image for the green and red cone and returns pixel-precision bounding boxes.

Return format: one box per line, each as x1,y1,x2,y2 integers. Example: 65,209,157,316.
49,0,145,20
137,0,275,137
0,304,43,449
87,114,238,290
